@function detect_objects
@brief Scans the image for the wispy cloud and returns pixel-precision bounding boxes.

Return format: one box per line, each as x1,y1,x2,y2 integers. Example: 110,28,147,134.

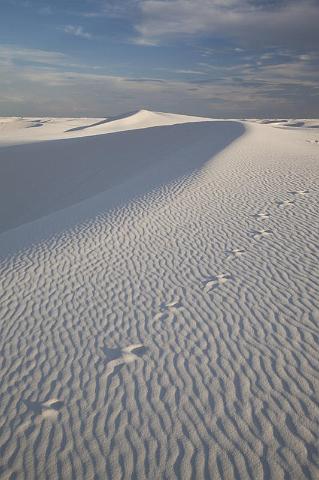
81,0,139,19
62,25,92,39
0,45,67,66
38,5,53,15
0,45,105,72
0,44,318,117
133,0,319,48
156,67,208,76
1,0,319,118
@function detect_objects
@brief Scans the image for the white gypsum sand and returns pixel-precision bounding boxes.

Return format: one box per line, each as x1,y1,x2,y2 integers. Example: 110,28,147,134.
0,111,318,479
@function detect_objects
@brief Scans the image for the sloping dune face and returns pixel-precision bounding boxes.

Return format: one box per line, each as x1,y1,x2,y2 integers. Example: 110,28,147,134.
0,109,212,146
0,119,238,234
0,114,319,479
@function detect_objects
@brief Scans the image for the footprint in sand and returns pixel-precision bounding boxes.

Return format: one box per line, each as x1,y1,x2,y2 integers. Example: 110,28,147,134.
154,300,183,321
277,200,295,208
203,274,232,292
40,400,64,419
251,228,273,241
161,300,182,312
253,212,270,220
103,344,147,372
19,398,64,433
289,190,309,196
23,398,64,414
225,248,245,260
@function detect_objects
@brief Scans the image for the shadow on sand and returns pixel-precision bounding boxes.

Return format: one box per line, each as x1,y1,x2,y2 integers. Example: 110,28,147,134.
0,121,245,250
64,111,139,132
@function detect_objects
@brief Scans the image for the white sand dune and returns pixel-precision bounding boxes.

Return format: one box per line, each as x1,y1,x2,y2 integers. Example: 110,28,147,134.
248,118,319,129
0,109,211,147
0,112,319,479
0,115,232,235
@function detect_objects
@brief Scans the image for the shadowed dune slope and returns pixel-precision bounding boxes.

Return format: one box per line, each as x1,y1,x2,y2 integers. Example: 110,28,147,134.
0,121,244,233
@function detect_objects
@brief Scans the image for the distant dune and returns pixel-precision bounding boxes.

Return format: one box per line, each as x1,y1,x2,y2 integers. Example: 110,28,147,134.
0,112,319,479
0,114,240,234
0,109,212,146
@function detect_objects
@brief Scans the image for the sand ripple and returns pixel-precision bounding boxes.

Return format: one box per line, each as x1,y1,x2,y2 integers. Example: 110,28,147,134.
0,121,319,479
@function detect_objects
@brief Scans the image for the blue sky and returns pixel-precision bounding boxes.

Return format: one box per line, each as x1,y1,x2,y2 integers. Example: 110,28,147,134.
0,0,319,117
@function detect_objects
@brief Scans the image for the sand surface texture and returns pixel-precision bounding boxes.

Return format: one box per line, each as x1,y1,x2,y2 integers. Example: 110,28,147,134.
0,112,319,479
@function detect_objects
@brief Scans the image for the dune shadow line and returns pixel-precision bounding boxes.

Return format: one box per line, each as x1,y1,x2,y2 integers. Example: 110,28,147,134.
0,121,245,235
65,110,139,132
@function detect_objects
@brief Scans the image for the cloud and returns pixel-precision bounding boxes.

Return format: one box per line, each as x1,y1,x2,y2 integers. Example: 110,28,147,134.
0,67,316,117
0,45,67,66
156,67,208,75
38,5,53,15
81,0,140,19
0,45,103,71
62,25,92,39
0,45,318,117
0,61,202,116
133,0,319,49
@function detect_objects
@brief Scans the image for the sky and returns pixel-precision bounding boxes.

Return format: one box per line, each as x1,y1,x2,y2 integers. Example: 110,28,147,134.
0,0,319,118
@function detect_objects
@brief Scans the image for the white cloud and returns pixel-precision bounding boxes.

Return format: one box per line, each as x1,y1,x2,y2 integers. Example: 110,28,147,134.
0,45,67,65
0,45,103,71
82,1,139,19
38,5,53,15
62,25,92,40
133,0,319,48
0,45,318,117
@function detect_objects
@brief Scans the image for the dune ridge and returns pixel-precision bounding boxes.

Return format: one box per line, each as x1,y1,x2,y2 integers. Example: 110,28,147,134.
0,113,319,479
0,120,242,235
0,109,212,147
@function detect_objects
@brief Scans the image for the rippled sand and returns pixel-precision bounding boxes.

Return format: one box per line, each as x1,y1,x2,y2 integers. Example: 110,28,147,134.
0,112,319,479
